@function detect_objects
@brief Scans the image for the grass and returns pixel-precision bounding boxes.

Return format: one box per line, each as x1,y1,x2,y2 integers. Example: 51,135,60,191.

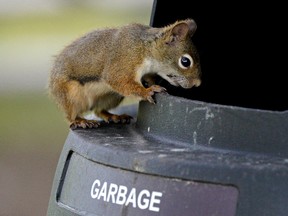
0,92,69,153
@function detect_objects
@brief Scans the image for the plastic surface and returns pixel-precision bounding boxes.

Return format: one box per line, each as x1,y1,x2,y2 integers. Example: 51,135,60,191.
47,97,288,216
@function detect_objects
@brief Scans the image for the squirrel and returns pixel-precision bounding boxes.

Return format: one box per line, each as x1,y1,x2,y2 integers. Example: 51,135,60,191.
48,18,201,129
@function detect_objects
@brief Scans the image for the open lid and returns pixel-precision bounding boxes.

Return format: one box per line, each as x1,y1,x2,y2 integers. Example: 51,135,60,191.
149,0,287,111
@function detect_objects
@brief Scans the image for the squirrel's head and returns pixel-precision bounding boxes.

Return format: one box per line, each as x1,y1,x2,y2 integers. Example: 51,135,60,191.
153,19,201,89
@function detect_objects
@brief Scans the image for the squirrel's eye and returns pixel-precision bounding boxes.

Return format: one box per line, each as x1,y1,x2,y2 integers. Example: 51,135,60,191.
178,54,193,69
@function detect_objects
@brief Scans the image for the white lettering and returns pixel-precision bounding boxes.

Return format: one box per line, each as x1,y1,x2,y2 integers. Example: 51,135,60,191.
116,185,127,205
97,181,107,201
125,188,137,208
137,190,150,210
149,191,162,212
107,183,118,203
90,179,100,199
90,179,162,212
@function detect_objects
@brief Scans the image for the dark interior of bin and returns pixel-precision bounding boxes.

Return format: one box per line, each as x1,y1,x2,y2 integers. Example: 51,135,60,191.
150,1,287,111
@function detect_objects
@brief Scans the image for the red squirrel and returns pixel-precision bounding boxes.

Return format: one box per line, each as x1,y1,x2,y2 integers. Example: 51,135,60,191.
48,19,201,129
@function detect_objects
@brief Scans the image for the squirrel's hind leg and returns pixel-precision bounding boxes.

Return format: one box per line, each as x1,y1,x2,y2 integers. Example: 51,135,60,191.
92,93,133,124
69,117,100,129
67,107,100,129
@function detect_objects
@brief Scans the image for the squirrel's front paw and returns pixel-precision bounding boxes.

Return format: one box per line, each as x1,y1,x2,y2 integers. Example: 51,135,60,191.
146,85,167,104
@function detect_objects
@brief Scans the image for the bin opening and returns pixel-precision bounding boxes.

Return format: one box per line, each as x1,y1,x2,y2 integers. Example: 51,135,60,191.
150,1,287,111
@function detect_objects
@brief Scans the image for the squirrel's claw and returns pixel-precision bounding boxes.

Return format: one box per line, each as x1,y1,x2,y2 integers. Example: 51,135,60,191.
105,114,133,124
146,85,167,104
70,119,100,129
149,85,167,93
147,96,156,104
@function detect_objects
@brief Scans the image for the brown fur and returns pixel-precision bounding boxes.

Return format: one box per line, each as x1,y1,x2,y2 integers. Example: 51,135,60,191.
48,19,201,129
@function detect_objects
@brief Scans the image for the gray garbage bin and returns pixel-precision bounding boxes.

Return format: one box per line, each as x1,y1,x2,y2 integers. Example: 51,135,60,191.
47,0,288,215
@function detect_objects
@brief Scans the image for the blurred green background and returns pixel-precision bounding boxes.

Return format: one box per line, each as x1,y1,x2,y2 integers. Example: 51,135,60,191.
0,0,153,215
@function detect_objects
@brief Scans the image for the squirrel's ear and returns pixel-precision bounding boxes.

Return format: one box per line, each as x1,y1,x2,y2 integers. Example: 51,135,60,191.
185,19,197,36
166,19,197,44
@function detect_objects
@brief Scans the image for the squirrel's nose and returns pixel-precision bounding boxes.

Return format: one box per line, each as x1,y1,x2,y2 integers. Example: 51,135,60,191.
193,79,201,87
187,78,201,88
183,78,201,89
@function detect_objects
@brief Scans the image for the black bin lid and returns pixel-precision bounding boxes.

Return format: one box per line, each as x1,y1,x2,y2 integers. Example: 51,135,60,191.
150,0,287,111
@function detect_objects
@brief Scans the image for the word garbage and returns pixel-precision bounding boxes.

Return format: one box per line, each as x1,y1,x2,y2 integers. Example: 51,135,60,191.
90,179,163,212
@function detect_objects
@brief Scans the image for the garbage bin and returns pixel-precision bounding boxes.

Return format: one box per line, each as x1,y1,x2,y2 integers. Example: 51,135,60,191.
47,1,288,215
